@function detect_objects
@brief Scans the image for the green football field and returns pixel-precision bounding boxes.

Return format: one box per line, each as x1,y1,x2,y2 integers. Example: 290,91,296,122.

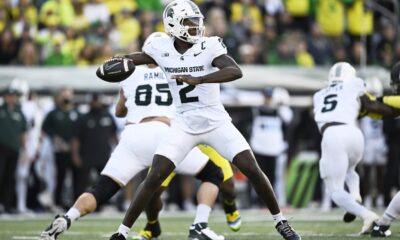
0,209,398,240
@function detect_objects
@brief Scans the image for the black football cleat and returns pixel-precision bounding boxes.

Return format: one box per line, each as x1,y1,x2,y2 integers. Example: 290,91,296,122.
275,220,301,240
371,222,392,237
109,233,127,240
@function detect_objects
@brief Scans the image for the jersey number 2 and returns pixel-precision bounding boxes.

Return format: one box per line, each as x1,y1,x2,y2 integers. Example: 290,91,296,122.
176,80,199,103
321,94,338,113
135,83,172,106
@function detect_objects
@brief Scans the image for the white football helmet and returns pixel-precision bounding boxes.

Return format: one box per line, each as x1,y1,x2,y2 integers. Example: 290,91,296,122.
365,77,383,97
163,0,205,44
328,62,356,84
142,32,169,50
10,78,29,102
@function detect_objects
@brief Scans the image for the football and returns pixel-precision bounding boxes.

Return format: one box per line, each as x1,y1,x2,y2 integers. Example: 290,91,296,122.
96,57,135,83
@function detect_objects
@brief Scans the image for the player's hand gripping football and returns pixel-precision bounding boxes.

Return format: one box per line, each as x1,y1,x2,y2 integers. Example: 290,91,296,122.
172,75,203,85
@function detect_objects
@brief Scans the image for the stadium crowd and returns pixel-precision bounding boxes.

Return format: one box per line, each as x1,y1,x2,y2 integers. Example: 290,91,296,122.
0,0,398,68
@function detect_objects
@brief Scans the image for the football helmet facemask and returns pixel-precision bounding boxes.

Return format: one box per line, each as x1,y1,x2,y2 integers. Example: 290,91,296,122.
163,0,205,44
328,62,356,85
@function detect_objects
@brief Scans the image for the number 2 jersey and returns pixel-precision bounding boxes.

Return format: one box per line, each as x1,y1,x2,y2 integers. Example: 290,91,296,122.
142,35,231,134
313,77,366,130
120,66,174,124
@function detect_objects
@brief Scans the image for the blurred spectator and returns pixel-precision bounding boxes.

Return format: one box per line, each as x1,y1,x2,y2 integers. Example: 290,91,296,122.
10,79,43,213
0,28,19,64
331,42,347,63
238,43,257,64
76,44,96,65
17,40,39,65
306,23,331,65
39,0,74,28
136,0,163,12
0,87,27,213
85,22,108,47
113,8,140,49
42,87,80,208
347,0,373,60
0,6,11,33
70,0,90,31
94,41,114,64
205,7,239,58
43,35,75,65
83,0,110,25
267,33,295,65
314,0,345,39
35,17,65,61
295,40,314,68
10,0,38,27
263,0,284,16
71,93,117,195
103,0,137,16
360,77,386,208
375,19,396,68
350,41,365,66
250,87,293,205
64,27,86,62
230,0,263,39
284,0,311,33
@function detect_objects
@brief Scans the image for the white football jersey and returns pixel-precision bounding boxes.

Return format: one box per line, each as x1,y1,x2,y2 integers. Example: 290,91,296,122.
120,66,174,124
143,35,231,133
313,77,366,130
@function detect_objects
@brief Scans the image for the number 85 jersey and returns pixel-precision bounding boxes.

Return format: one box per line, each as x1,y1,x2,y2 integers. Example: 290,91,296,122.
313,77,366,130
120,66,174,124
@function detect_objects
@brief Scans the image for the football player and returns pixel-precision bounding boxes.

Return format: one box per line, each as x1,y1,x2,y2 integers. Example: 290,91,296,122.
110,1,301,240
313,62,399,235
359,77,386,209
370,61,400,237
39,32,241,240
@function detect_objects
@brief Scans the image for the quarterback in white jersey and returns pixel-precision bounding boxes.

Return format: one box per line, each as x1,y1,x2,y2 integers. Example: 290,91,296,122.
313,62,397,234
112,1,301,240
40,59,235,240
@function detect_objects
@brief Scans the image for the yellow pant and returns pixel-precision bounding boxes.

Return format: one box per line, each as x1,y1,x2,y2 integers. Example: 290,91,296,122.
160,145,233,187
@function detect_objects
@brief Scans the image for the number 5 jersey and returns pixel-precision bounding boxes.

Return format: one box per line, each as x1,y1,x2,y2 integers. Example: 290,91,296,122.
313,77,366,130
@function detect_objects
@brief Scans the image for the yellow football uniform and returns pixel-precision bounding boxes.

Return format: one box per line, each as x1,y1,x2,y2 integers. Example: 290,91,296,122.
161,145,233,187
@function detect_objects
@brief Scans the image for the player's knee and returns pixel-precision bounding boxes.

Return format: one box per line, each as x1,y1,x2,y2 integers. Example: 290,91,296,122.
233,150,260,177
88,175,121,206
196,161,223,187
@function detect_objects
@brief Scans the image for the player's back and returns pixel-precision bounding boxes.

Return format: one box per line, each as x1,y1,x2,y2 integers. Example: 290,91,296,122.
120,65,174,124
313,77,366,130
